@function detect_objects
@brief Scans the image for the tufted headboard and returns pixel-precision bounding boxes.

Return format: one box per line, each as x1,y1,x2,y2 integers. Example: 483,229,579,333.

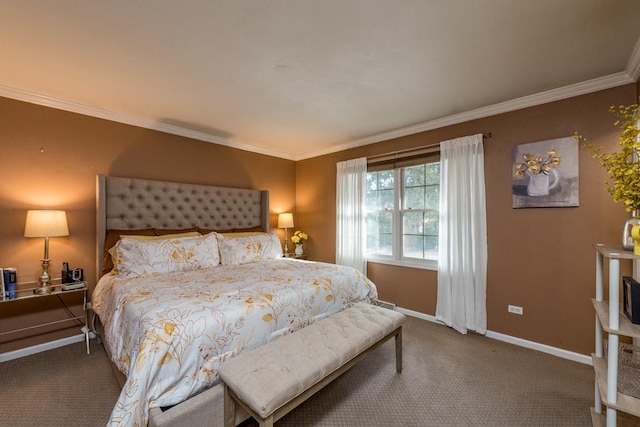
96,174,269,280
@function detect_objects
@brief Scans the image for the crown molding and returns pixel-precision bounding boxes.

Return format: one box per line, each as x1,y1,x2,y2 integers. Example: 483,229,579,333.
626,37,640,82
0,70,635,163
295,71,636,160
0,84,297,161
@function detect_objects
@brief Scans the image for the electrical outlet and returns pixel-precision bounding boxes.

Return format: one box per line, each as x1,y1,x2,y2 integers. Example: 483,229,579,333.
508,305,523,315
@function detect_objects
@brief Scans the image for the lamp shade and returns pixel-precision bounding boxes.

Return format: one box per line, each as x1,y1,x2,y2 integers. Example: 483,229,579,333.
24,210,69,238
277,212,294,229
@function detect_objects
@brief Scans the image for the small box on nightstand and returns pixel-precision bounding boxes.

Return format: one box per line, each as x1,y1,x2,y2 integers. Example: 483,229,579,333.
623,276,640,324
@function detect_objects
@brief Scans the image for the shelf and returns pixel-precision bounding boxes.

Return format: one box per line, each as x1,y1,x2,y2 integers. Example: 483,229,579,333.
591,407,640,427
594,244,639,260
283,253,308,260
592,245,640,426
593,299,640,339
0,277,87,304
591,409,605,427
0,283,86,303
592,354,640,418
0,280,91,354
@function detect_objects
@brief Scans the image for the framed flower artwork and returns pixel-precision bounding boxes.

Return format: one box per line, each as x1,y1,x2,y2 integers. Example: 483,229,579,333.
512,136,579,208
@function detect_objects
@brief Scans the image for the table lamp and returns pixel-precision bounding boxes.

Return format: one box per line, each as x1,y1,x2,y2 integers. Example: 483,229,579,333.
278,213,294,254
24,210,69,295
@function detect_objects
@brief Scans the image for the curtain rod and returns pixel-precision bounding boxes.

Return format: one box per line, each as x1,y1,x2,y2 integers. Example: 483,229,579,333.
367,132,492,161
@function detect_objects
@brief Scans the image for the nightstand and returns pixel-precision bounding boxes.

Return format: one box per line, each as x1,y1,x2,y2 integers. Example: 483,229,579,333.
0,279,91,354
284,253,308,260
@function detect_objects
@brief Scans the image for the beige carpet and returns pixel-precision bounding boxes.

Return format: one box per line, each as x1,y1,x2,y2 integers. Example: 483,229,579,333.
0,315,614,426
0,340,120,426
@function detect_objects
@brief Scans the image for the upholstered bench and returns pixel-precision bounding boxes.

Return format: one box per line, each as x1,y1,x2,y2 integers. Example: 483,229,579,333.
217,302,406,427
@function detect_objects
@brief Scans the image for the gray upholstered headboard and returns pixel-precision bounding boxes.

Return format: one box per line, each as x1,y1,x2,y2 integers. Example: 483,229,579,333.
96,174,269,280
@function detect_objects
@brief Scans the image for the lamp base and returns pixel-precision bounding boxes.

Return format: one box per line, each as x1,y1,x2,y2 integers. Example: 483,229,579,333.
34,284,52,295
36,257,52,295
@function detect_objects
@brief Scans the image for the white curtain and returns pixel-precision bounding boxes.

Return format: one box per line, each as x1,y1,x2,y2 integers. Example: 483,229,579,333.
435,134,487,335
336,157,367,274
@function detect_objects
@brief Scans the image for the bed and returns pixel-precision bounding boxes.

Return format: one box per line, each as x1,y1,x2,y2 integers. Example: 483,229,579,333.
92,175,378,427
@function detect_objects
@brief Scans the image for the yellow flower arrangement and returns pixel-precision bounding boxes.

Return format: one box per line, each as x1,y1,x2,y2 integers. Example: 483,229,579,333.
514,149,562,177
574,103,640,212
291,230,308,245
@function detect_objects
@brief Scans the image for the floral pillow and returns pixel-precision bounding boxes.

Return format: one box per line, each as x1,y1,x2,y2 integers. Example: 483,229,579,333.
108,231,202,274
115,233,220,278
217,232,283,265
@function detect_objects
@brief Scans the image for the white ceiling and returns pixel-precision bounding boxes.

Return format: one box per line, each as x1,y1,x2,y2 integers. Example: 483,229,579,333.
1,1,639,160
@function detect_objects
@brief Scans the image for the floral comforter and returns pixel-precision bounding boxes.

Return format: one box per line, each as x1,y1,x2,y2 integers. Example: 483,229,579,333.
92,259,377,427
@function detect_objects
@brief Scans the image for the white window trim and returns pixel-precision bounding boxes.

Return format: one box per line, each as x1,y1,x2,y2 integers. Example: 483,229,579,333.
367,257,437,271
366,165,439,270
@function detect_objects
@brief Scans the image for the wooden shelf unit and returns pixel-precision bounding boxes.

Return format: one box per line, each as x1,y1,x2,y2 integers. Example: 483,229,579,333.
592,244,640,426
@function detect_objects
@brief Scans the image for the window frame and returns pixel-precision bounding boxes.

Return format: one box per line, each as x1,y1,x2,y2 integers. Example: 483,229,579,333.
366,160,439,271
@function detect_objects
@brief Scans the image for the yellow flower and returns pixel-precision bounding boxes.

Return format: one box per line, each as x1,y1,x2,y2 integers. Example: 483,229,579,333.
514,148,562,177
575,103,640,212
291,230,309,245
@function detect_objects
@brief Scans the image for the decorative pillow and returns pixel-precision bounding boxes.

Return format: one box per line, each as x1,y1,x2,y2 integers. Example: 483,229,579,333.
115,233,220,278
217,232,283,265
101,228,155,276
221,231,266,238
108,231,202,274
198,227,234,235
233,225,262,233
198,226,261,235
154,227,199,236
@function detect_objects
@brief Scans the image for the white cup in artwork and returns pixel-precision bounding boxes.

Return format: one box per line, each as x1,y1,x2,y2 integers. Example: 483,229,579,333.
527,169,559,196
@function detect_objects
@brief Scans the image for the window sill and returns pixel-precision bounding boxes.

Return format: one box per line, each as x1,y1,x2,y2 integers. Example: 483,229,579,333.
366,258,437,271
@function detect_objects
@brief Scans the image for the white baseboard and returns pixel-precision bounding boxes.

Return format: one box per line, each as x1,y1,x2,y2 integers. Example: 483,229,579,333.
0,332,97,363
397,306,441,323
396,307,592,366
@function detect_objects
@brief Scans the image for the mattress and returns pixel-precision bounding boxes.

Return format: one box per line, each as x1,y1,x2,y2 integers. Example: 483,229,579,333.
92,258,377,427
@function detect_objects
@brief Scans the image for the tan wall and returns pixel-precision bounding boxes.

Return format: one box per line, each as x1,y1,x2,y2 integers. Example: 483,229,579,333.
2,83,637,356
296,84,637,355
0,97,296,353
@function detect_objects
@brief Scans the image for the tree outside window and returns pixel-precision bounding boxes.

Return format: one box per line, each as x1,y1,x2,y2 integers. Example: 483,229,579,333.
366,161,440,266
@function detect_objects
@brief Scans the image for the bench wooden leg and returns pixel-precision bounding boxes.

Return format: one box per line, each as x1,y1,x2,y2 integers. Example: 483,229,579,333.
223,384,235,427
258,415,274,427
395,327,403,373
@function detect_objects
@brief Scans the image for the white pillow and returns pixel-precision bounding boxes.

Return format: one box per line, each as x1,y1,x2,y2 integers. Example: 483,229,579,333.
217,232,283,265
115,233,220,278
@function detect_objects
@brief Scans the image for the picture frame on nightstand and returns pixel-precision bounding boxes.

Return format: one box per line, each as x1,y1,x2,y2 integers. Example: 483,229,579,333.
623,276,640,324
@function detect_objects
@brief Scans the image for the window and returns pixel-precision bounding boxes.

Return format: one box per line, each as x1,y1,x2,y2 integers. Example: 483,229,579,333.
366,159,440,269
